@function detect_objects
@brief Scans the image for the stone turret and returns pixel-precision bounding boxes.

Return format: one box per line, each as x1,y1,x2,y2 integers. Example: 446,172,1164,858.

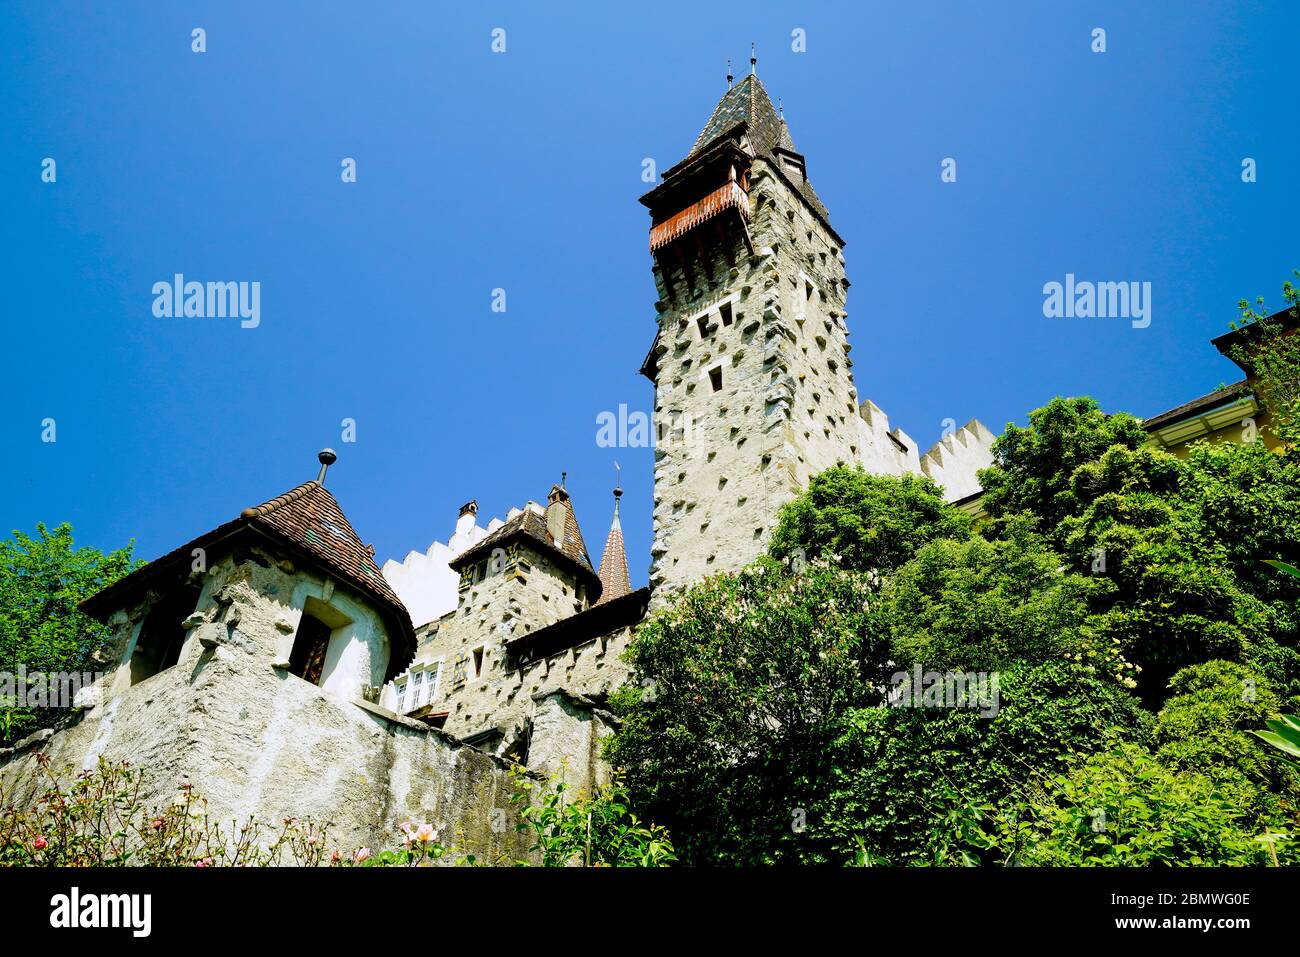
2,457,532,859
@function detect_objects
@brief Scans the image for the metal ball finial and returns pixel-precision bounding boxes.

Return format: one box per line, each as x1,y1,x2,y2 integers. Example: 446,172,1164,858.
316,448,337,484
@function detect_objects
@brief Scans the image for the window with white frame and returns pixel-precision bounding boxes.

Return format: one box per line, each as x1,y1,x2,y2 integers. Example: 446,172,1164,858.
409,671,424,711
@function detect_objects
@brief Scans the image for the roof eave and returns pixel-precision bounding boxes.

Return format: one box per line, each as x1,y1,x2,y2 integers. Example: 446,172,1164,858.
639,134,750,209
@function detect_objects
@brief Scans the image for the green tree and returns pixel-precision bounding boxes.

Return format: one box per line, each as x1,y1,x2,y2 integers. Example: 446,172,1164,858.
1060,444,1298,701
1155,661,1300,830
1180,440,1300,634
0,524,139,745
606,558,881,865
768,467,969,577
978,396,1146,544
881,518,1108,675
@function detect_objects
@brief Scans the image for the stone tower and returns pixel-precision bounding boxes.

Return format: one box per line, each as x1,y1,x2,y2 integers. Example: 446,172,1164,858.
640,69,896,597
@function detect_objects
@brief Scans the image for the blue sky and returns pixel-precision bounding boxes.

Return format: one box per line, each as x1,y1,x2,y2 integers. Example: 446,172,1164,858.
2,1,1297,586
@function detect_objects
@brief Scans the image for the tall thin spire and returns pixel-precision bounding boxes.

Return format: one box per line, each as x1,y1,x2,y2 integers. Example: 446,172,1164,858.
750,42,757,75
726,58,733,88
595,464,630,605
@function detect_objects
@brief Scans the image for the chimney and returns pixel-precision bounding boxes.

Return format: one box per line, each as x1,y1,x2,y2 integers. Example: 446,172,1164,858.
455,500,478,537
545,484,570,549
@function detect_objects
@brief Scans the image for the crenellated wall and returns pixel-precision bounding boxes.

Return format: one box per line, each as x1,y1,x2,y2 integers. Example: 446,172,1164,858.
381,504,505,631
918,419,997,502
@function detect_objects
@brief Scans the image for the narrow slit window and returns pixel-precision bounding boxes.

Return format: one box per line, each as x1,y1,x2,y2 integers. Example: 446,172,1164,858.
719,301,733,326
709,366,723,392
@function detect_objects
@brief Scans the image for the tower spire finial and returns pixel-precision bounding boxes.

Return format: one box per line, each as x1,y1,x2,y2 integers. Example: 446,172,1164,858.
778,97,784,120
595,462,630,605
726,58,733,88
750,42,757,76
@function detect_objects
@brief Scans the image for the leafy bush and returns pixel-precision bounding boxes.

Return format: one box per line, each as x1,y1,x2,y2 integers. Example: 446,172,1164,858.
810,660,1151,865
1157,662,1290,786
1002,743,1274,866
0,755,331,866
509,768,674,866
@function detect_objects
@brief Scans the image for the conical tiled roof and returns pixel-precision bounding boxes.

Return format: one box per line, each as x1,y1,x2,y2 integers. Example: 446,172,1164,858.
595,494,630,605
240,480,405,611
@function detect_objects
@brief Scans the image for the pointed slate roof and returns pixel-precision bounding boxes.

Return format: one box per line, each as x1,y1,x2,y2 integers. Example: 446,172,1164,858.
595,494,630,606
683,74,830,222
451,490,600,592
81,479,417,680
